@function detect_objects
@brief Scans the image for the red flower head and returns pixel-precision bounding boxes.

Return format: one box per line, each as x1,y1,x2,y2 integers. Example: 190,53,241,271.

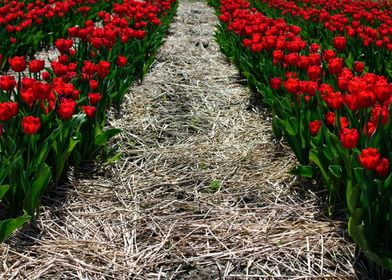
358,147,380,170
58,55,69,65
339,128,359,149
353,61,365,73
347,77,367,95
22,115,40,135
333,36,346,51
270,77,282,90
97,61,110,78
323,49,336,62
325,91,344,109
42,71,50,81
364,121,376,137
0,102,18,121
21,77,36,90
285,78,299,94
325,111,335,126
284,52,299,66
8,56,26,72
307,65,321,81
55,39,73,53
32,81,51,99
338,77,349,91
376,158,390,177
88,93,102,105
29,59,45,73
371,105,389,125
297,56,310,70
357,90,375,108
328,58,343,75
272,50,284,62
374,81,390,103
309,53,321,65
58,99,76,120
68,26,79,37
116,55,127,67
89,80,99,90
309,120,322,136
310,43,319,53
340,117,349,129
82,105,96,118
21,88,35,104
0,76,16,91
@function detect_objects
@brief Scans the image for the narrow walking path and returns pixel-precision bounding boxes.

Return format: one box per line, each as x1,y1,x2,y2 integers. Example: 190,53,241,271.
1,0,363,278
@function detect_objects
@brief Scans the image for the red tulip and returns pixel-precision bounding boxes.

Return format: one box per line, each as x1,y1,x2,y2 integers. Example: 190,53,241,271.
333,36,346,51
307,65,321,81
97,61,110,78
358,148,380,170
328,58,343,75
8,56,26,72
270,77,282,90
29,60,45,73
88,93,102,105
22,116,41,135
325,112,335,126
0,102,18,121
339,128,359,149
57,99,76,120
116,56,127,67
353,61,365,73
325,91,344,109
82,105,96,118
376,158,390,176
0,76,16,91
309,120,322,136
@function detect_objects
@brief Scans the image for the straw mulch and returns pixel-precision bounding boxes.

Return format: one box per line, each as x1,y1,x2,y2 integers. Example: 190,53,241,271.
0,0,372,278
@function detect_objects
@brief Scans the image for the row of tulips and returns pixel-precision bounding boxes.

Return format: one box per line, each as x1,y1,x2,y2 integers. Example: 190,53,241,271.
209,0,392,271
0,0,178,242
0,0,116,69
249,0,392,79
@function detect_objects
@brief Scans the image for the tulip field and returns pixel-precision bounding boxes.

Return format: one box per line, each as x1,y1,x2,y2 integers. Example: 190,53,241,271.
2,0,392,277
0,0,178,243
210,0,392,272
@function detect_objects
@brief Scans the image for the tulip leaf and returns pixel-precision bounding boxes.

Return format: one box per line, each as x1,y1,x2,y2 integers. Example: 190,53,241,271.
0,215,30,242
346,52,354,69
385,173,392,189
94,128,122,147
287,117,298,136
289,165,316,178
23,164,51,216
347,180,361,214
0,185,10,200
328,165,343,179
348,208,367,249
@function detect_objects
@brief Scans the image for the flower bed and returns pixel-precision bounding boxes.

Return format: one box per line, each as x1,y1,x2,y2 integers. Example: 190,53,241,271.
0,0,177,242
210,0,392,270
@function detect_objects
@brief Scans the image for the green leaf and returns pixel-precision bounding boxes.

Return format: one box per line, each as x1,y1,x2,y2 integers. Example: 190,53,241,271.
346,52,354,69
328,165,343,179
384,172,392,189
0,185,10,200
286,117,298,136
0,215,30,242
23,164,52,216
289,165,316,178
94,128,122,147
346,180,361,213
